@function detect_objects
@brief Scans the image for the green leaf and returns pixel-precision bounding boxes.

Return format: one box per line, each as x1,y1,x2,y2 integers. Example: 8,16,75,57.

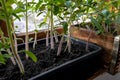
0,54,6,64
90,17,103,34
0,42,3,49
54,0,65,6
29,38,33,42
39,22,47,28
24,51,37,63
3,54,12,59
101,9,110,17
96,30,101,35
14,8,26,13
58,15,64,20
112,0,118,8
97,15,102,23
6,0,15,6
115,15,120,24
37,11,43,16
53,5,59,15
34,29,38,33
12,13,21,21
0,48,6,52
4,43,10,49
60,22,68,34
65,0,72,8
35,2,41,11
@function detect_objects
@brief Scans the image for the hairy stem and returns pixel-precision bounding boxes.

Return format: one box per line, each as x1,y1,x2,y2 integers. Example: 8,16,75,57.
25,0,29,59
46,20,50,47
50,2,54,49
33,32,37,49
57,35,64,56
85,30,92,51
67,25,71,53
46,30,49,47
33,13,37,49
54,31,58,43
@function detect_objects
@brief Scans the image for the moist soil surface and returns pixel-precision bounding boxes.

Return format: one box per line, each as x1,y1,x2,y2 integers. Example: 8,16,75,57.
0,40,91,80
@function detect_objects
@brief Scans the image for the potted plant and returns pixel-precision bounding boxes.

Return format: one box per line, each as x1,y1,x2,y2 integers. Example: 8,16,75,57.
0,0,102,80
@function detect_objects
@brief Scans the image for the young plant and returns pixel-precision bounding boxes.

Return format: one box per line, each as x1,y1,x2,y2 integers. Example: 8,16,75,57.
0,53,11,65
0,28,14,65
89,0,120,36
0,0,25,74
0,27,16,65
57,0,78,53
36,0,60,49
57,0,98,53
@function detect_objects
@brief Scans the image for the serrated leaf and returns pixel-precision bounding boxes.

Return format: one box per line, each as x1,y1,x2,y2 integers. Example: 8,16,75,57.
24,51,37,63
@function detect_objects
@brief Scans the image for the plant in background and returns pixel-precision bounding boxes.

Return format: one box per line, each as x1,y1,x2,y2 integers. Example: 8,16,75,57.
89,0,120,36
31,5,38,49
14,0,38,61
57,0,96,54
24,0,37,58
35,0,61,49
55,0,76,54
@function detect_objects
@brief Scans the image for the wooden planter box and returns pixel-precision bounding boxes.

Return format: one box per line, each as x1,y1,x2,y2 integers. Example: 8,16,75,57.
70,26,120,74
16,27,63,44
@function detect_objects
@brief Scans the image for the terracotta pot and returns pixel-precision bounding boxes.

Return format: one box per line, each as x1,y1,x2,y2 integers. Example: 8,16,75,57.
70,26,114,68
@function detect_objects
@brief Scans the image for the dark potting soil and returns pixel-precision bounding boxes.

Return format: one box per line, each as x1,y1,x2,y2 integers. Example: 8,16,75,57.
0,41,91,80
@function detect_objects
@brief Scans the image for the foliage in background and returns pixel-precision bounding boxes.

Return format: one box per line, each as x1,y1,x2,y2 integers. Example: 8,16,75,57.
89,0,120,35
